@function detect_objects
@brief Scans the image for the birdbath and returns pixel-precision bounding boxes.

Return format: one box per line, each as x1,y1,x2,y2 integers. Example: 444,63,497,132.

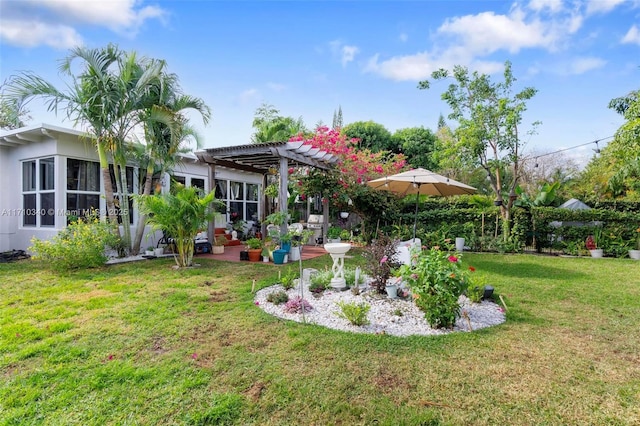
323,243,351,289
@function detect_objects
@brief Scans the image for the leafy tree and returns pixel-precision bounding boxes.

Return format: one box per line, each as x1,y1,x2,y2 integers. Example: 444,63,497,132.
251,102,307,143
342,120,392,152
136,185,218,268
419,61,539,239
131,71,211,254
0,83,31,130
390,126,438,169
5,44,207,255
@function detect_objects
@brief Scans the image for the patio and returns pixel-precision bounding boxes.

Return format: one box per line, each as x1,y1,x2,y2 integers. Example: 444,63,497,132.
197,243,328,263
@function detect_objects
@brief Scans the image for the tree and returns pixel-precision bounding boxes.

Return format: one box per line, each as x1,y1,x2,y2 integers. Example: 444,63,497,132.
130,70,211,254
332,105,343,130
0,82,31,130
572,90,640,201
5,44,207,254
342,120,392,152
251,103,307,143
136,185,217,268
419,61,539,239
390,127,438,170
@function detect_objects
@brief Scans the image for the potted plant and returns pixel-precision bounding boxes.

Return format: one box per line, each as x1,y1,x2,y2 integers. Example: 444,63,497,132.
289,229,313,261
327,226,342,243
213,236,226,254
586,228,603,258
245,237,263,261
279,232,293,252
145,246,155,256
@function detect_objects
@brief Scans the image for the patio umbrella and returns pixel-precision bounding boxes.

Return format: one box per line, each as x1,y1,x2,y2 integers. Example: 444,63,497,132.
367,168,476,240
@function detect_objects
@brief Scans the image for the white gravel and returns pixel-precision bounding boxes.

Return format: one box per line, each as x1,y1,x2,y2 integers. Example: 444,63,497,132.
255,279,506,337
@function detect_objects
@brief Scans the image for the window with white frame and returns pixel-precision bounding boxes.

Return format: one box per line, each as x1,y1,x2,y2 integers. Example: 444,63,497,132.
215,179,260,222
66,158,101,221
22,157,55,227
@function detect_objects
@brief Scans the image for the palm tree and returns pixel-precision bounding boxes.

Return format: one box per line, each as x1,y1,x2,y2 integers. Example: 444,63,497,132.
4,44,192,254
130,75,211,253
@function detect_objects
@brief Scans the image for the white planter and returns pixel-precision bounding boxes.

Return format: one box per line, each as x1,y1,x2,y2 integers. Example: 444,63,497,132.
340,212,349,219
212,245,224,254
289,246,301,261
154,247,164,256
385,284,398,299
263,256,270,263
590,249,604,258
629,250,640,260
145,250,155,256
455,237,465,252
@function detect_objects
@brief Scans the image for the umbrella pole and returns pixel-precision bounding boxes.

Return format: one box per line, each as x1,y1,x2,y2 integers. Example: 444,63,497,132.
413,187,420,241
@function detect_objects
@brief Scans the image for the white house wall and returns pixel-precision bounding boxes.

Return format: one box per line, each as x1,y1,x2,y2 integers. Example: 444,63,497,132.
0,125,263,252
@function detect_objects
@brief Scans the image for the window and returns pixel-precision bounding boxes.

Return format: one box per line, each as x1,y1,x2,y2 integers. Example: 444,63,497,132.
21,157,56,227
67,159,101,220
191,178,205,191
215,179,260,222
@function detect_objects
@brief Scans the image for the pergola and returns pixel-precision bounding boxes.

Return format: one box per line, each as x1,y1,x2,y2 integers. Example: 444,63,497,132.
195,141,339,241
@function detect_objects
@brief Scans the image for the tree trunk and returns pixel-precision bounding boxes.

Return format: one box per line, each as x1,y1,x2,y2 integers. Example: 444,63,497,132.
131,163,155,255
98,142,119,227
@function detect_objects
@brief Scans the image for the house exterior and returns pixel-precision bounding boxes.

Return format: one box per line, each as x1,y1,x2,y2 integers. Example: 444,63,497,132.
0,123,263,252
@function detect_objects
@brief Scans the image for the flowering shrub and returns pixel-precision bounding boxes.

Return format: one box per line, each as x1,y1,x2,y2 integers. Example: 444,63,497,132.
362,233,399,293
30,217,121,271
283,296,313,314
397,248,470,328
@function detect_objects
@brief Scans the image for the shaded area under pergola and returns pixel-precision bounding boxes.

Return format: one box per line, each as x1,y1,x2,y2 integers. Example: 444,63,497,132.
195,141,339,241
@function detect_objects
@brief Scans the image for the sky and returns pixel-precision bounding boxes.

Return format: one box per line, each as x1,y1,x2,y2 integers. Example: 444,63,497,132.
1,0,639,165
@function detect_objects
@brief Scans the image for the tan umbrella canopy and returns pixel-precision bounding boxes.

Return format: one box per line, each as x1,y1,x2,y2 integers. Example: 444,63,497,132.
367,168,476,240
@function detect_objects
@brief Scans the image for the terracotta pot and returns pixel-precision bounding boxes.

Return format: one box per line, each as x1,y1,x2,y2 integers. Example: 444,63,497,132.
248,248,262,261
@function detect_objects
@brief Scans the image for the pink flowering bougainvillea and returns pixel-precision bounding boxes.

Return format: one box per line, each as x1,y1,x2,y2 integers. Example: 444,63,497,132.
291,126,406,212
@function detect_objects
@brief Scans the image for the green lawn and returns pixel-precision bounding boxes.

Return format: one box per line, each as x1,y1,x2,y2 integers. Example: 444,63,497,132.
1,252,639,425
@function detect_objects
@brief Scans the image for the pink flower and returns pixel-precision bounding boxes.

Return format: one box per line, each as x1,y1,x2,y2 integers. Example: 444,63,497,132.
411,273,419,280
448,255,458,263
107,354,114,361
380,256,388,264
255,301,259,305
192,353,198,359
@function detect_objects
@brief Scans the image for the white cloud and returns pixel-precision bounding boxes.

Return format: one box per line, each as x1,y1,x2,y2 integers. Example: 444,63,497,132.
551,56,606,75
364,4,591,81
585,0,626,15
266,82,286,92
0,0,167,48
528,0,564,13
0,19,82,49
329,40,359,67
239,88,259,104
622,25,640,45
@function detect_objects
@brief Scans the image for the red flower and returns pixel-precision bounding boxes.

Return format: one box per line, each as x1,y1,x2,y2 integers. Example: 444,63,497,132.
468,266,476,272
448,255,458,263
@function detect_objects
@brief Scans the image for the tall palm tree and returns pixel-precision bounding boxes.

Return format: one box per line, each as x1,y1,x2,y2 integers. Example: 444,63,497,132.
5,45,174,253
130,74,211,253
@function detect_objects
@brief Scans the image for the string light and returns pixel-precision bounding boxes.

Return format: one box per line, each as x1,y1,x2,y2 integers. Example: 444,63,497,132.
530,136,613,161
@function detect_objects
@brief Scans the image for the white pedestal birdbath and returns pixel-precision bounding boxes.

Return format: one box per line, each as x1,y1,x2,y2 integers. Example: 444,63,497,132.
323,243,351,289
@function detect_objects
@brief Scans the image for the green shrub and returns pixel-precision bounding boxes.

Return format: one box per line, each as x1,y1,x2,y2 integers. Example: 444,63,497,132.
266,290,289,305
335,301,370,326
398,248,469,328
280,268,298,290
309,270,331,294
29,217,120,272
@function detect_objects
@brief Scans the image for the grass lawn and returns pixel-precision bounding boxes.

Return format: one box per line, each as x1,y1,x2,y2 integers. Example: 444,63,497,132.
1,251,639,425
